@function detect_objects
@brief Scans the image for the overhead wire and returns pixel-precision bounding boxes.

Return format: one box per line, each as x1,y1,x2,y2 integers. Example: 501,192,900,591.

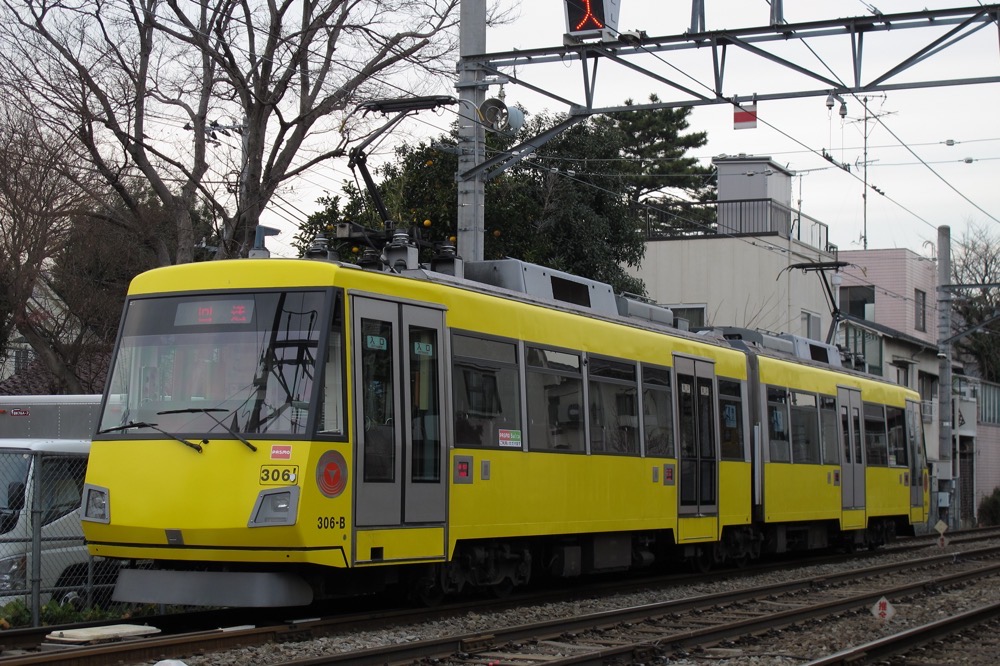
772,8,998,237
472,18,945,317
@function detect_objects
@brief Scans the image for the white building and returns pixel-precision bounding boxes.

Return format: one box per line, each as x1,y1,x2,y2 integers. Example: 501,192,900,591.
632,155,836,339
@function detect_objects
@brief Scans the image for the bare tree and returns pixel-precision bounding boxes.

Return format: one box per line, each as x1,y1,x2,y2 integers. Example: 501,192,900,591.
0,112,104,392
951,223,1000,383
0,0,463,263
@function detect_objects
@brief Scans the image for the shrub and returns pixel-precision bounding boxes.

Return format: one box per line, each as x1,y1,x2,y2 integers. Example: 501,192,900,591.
0,597,129,629
978,486,1000,526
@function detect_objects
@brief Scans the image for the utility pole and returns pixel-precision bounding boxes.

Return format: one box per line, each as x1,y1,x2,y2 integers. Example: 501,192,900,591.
855,95,888,250
937,225,955,529
456,0,486,262
862,97,870,249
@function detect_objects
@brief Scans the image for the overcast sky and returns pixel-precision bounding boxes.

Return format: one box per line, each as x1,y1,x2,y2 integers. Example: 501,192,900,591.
267,1,999,260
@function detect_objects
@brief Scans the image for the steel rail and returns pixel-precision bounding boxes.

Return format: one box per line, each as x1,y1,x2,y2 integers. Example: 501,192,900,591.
6,544,1000,666
804,600,1000,665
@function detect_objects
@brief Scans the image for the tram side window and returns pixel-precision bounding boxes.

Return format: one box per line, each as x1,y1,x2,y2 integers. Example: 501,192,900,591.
642,365,674,458
767,387,791,462
790,391,821,464
886,406,907,467
588,357,639,455
452,334,522,449
526,347,584,452
718,380,744,460
864,402,889,466
819,395,840,464
319,293,345,436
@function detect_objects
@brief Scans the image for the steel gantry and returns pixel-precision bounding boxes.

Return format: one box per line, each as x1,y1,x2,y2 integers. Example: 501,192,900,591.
454,3,1000,260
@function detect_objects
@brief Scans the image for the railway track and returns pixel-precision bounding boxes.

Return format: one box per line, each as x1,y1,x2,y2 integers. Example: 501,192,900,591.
806,600,1000,665
2,537,999,666
385,546,1000,665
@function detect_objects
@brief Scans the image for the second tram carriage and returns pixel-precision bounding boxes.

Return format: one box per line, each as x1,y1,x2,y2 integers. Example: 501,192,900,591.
81,249,929,606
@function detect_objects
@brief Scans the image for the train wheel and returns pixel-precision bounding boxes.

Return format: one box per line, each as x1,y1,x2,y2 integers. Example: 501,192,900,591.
409,566,445,607
414,580,444,606
691,546,712,574
489,577,514,599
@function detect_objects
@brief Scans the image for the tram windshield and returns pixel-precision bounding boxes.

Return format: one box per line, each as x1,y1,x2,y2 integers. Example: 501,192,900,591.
98,291,331,437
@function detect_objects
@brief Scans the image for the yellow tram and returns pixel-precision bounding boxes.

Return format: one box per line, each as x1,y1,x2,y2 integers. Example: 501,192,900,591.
81,251,928,606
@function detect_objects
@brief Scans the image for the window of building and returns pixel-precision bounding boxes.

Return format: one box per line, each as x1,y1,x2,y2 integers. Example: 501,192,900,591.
914,289,927,332
13,348,32,373
801,310,822,340
918,371,937,401
588,357,639,455
918,371,938,424
840,285,875,320
669,305,705,329
452,334,522,449
893,362,910,388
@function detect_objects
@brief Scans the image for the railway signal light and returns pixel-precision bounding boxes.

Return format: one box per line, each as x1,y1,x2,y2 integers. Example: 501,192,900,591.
564,0,620,41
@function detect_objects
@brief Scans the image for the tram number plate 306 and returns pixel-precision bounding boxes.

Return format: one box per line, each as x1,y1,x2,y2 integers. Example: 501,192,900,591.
260,465,299,485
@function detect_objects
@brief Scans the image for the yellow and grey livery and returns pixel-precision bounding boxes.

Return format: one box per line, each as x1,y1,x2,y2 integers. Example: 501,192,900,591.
81,255,929,606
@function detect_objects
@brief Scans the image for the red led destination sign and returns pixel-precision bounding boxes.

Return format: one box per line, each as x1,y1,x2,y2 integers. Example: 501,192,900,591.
174,299,256,326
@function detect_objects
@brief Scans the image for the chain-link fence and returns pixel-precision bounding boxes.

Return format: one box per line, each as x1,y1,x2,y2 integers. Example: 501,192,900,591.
0,450,118,626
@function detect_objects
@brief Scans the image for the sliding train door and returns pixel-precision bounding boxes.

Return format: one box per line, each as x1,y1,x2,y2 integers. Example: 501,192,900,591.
352,296,447,529
676,356,719,517
906,399,928,519
838,387,866,512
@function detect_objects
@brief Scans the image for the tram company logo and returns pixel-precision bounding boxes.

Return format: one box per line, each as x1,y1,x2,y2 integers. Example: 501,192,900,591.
316,450,348,498
270,445,292,460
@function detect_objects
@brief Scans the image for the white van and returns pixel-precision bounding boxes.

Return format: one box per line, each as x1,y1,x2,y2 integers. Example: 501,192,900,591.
0,395,113,609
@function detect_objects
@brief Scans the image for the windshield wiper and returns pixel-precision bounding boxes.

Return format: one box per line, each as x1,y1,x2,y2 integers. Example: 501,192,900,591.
158,408,258,452
97,421,205,453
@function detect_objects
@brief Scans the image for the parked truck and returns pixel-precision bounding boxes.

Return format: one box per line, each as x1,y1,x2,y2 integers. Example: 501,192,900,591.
0,395,116,617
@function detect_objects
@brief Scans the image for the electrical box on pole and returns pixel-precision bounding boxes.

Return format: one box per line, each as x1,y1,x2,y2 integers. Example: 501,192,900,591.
564,0,620,41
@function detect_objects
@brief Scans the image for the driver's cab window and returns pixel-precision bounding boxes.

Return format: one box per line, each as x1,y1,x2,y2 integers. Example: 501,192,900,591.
319,292,346,436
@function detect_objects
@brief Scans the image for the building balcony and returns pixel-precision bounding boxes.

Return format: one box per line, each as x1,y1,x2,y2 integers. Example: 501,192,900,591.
641,198,832,254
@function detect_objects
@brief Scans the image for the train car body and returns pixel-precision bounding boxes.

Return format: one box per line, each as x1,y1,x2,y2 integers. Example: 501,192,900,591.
81,256,928,606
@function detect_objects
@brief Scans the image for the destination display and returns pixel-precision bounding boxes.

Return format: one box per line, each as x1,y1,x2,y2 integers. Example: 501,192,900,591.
174,299,256,326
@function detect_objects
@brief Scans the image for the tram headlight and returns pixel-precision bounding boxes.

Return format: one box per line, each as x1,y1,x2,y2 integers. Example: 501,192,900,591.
270,494,291,512
248,486,300,527
81,484,110,524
